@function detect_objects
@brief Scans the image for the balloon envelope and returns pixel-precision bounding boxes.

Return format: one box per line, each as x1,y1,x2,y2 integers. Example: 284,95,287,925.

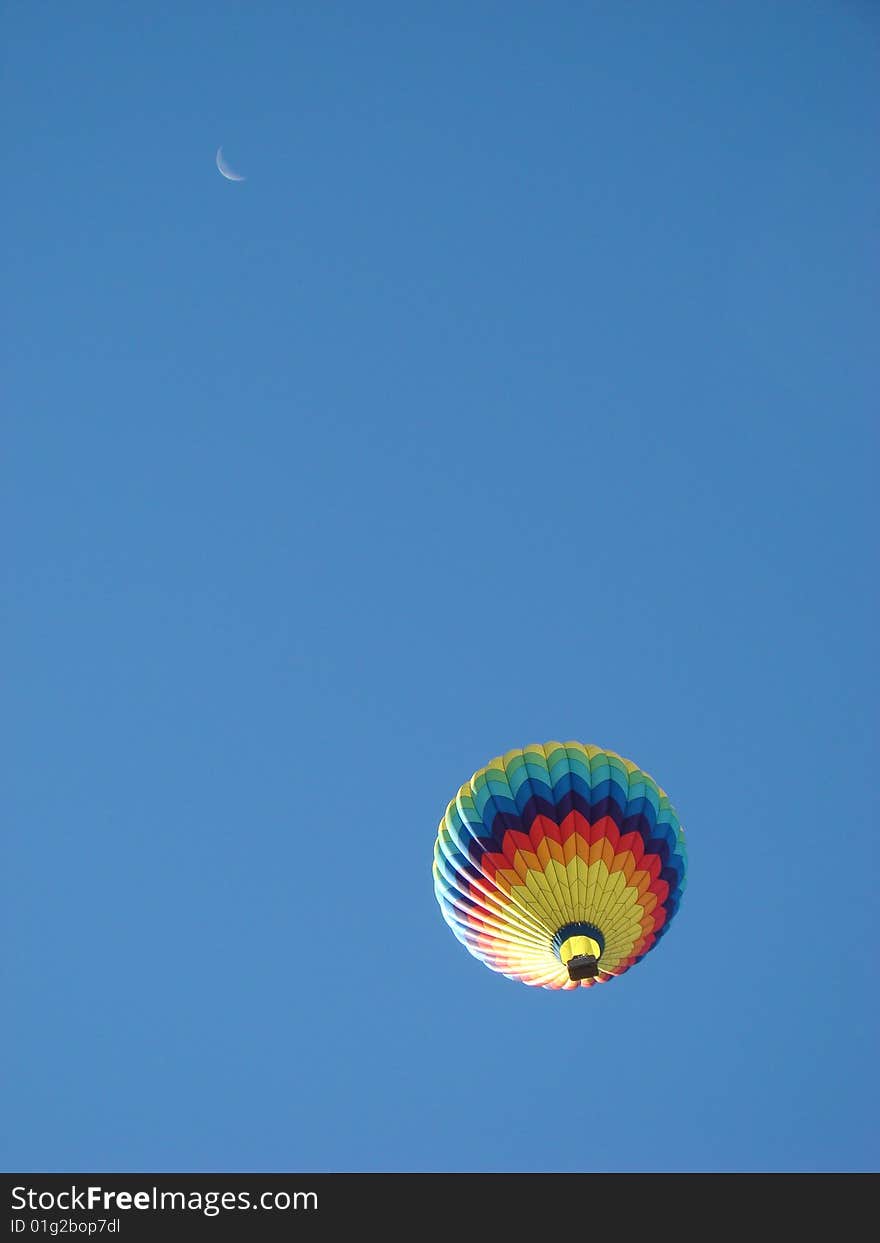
432,741,687,989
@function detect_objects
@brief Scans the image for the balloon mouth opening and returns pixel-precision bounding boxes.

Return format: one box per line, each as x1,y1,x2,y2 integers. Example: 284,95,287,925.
553,922,605,982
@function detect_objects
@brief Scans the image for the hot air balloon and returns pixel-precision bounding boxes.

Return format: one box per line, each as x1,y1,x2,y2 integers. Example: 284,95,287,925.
432,742,687,989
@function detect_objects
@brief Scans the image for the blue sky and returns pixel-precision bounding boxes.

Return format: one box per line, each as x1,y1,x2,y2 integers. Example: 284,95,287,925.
3,2,877,1173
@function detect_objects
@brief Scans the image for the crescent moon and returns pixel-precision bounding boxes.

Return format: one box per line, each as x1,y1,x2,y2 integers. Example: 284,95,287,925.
216,147,245,182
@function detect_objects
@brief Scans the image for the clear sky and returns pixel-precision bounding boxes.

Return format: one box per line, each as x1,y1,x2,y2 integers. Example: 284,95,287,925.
3,2,877,1173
